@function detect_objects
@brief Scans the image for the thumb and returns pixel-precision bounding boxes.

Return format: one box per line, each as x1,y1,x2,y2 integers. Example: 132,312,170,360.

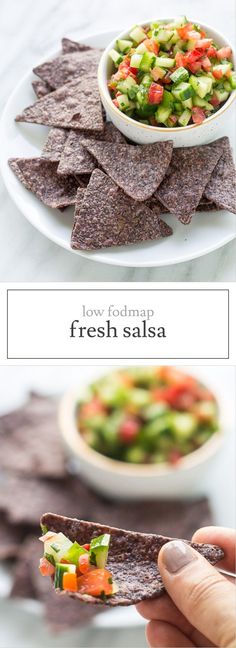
158,540,236,648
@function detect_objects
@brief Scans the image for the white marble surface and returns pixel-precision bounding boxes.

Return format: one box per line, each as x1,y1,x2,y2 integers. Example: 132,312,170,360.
0,366,235,648
0,0,235,282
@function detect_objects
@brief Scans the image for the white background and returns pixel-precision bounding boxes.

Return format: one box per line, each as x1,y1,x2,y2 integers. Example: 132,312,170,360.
0,365,235,648
0,0,235,282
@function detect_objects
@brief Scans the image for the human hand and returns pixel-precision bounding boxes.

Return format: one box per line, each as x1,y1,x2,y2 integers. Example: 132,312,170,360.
137,527,236,647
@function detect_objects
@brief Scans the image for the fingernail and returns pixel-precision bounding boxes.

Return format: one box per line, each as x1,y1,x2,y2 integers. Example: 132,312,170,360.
161,540,198,574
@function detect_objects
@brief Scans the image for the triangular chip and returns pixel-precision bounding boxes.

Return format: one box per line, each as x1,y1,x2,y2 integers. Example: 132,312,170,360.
81,140,173,201
9,158,80,208
204,137,236,214
33,50,101,89
40,513,224,606
157,145,222,224
42,128,68,162
15,77,104,132
61,38,93,54
58,122,126,176
71,169,172,250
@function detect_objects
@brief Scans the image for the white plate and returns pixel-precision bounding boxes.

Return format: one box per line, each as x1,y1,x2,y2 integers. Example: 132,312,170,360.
0,30,235,268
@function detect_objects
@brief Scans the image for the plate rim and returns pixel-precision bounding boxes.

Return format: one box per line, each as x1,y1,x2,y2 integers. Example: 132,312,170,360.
0,29,235,269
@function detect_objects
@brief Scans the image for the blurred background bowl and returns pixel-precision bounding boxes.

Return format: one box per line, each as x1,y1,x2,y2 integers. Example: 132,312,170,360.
98,19,236,146
59,369,224,499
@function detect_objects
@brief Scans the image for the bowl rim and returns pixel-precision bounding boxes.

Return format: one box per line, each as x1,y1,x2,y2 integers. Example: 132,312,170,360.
98,18,236,133
59,380,223,478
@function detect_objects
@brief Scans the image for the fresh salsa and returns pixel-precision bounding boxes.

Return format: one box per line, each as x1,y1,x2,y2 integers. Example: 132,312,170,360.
39,529,117,599
78,367,218,465
108,17,236,127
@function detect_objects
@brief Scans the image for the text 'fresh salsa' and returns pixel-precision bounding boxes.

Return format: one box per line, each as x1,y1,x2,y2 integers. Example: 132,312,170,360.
108,17,235,127
78,367,218,464
39,529,117,599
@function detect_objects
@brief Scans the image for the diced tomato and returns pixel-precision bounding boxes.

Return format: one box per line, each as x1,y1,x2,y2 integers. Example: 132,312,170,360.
200,29,207,38
195,38,213,49
119,373,134,387
201,55,211,72
188,61,202,73
192,106,206,124
159,367,196,388
162,73,172,84
78,553,91,574
77,569,113,597
175,51,187,68
118,58,132,79
207,45,217,58
63,573,77,592
168,450,183,465
213,68,223,79
210,93,221,107
80,398,105,419
83,544,90,551
108,71,122,89
39,531,56,543
194,385,214,401
112,98,119,108
60,559,70,564
39,557,55,576
216,46,232,60
116,91,122,96
119,417,140,443
177,23,194,39
225,68,232,78
148,82,164,104
185,48,204,63
152,384,196,410
143,38,159,55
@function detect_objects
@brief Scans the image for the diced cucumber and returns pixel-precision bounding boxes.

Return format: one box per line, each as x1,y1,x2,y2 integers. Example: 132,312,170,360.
54,563,76,590
170,66,189,84
116,94,131,110
44,532,73,563
128,388,151,408
214,88,229,102
187,39,198,51
167,16,188,28
178,108,192,126
193,401,217,423
224,80,232,92
136,42,148,54
229,72,236,89
117,76,137,93
190,74,213,98
173,39,186,54
109,49,123,66
182,97,193,108
174,101,183,113
141,73,153,87
213,63,232,76
129,25,147,43
193,95,214,110
155,56,175,68
130,53,142,68
153,28,174,43
116,39,132,54
63,541,88,565
169,32,180,46
171,413,197,439
125,446,147,463
172,81,194,101
142,402,169,421
156,104,172,123
140,51,156,71
162,89,174,108
90,534,110,569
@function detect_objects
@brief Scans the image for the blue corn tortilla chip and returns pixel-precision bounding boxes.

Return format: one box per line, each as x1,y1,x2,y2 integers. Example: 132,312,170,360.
61,38,94,54
40,513,224,606
71,169,173,250
32,79,52,99
33,50,101,90
204,136,236,214
8,158,81,208
15,77,104,132
57,122,126,176
80,140,173,201
157,144,223,224
42,128,68,162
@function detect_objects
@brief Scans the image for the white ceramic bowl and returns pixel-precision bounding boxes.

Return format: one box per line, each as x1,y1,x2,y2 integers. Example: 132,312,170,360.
98,19,236,146
59,374,224,500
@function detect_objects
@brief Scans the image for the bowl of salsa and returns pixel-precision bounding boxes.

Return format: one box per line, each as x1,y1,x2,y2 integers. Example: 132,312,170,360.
59,367,223,499
98,18,236,145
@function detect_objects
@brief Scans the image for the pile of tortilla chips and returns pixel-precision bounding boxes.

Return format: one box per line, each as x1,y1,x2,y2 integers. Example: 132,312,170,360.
0,391,215,631
9,37,236,252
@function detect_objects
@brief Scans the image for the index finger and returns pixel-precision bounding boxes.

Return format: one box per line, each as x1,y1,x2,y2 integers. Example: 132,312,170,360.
192,526,236,572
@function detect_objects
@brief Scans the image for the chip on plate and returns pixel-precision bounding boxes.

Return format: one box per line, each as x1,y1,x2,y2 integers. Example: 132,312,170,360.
9,158,80,208
33,50,101,90
58,122,126,176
